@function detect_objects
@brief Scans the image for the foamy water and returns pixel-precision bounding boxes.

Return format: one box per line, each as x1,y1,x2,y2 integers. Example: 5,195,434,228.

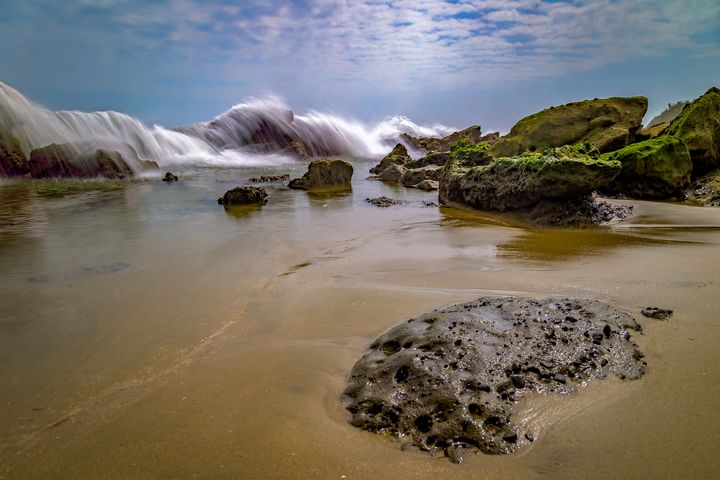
0,83,454,172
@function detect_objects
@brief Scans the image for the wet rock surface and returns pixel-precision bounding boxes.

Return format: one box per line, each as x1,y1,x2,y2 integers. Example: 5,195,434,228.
343,296,646,462
365,197,437,208
526,196,634,226
217,186,268,205
249,174,290,183
288,159,353,191
641,307,673,320
162,172,179,182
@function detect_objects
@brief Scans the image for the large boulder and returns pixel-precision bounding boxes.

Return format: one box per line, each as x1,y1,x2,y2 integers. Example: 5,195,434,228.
288,159,353,190
603,135,692,198
492,97,648,157
439,144,621,211
405,151,451,169
378,163,406,182
369,144,411,175
0,132,29,176
663,87,720,173
217,186,268,205
343,296,646,461
28,143,133,179
399,165,441,187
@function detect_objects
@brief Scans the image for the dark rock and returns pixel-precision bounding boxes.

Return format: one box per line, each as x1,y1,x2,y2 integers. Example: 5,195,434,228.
343,296,646,460
602,135,692,198
217,186,268,205
439,144,622,212
414,179,439,191
377,163,406,182
525,196,633,226
288,159,353,191
0,132,29,176
406,152,451,169
491,96,648,156
400,165,441,187
663,87,720,173
28,143,133,179
365,197,438,208
686,169,720,206
162,172,179,182
641,307,673,320
409,125,484,154
249,174,290,183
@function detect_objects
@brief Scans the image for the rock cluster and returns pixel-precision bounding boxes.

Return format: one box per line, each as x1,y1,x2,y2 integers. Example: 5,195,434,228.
343,296,646,463
249,174,290,183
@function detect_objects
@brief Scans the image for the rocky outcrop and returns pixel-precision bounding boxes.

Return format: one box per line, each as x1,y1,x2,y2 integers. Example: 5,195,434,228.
343,296,646,462
439,144,621,211
602,135,692,198
686,169,720,206
369,144,411,175
492,97,648,157
0,133,29,176
399,165,441,187
28,143,133,179
405,151,450,169
409,125,484,154
217,186,268,205
663,87,720,173
288,159,353,190
525,196,633,226
162,172,179,182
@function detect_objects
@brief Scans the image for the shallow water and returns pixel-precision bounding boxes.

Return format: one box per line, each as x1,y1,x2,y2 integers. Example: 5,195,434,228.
1,162,719,479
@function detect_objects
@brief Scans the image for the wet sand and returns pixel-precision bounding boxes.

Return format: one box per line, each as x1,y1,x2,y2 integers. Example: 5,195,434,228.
1,164,720,479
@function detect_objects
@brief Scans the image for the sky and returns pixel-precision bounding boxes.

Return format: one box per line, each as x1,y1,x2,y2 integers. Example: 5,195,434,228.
1,0,719,132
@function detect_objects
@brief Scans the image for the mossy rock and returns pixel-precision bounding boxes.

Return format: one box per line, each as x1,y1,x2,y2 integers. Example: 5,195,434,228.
449,140,493,167
369,143,410,174
602,135,692,198
28,143,133,179
440,144,621,211
663,87,720,174
403,125,484,154
217,186,268,206
288,159,353,190
492,97,648,157
0,132,29,176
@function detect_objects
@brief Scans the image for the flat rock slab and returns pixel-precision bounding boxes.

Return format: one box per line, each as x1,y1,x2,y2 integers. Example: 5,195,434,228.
343,296,646,462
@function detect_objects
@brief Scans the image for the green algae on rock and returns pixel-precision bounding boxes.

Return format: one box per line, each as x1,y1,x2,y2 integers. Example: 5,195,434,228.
404,125,485,154
288,159,353,191
663,87,720,174
448,139,494,167
439,144,621,211
491,96,648,157
602,135,692,199
342,296,646,463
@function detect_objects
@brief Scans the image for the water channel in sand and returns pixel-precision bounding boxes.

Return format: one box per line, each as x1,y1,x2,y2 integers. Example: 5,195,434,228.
1,159,720,479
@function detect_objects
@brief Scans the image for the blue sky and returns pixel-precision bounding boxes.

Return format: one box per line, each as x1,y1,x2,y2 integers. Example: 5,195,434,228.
1,0,719,131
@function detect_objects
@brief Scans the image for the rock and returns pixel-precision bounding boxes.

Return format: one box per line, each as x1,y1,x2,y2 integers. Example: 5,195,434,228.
0,132,29,176
162,172,179,182
641,307,673,320
439,144,622,212
491,96,648,157
342,296,646,459
663,87,720,173
646,101,690,128
525,196,633,226
400,165,441,187
686,169,720,206
365,197,438,208
28,143,133,179
412,125,484,153
405,152,451,169
414,179,439,191
249,174,290,183
377,163,407,182
288,159,353,190
448,140,494,167
602,135,692,198
370,144,411,175
217,186,268,205
636,123,669,141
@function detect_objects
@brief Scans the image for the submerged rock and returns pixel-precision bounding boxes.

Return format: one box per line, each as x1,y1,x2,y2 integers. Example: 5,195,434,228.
439,144,621,212
343,296,646,461
249,174,290,183
28,143,133,179
602,135,692,199
526,196,633,226
162,172,179,182
663,87,720,173
365,197,437,208
288,159,353,190
491,96,648,157
217,186,268,205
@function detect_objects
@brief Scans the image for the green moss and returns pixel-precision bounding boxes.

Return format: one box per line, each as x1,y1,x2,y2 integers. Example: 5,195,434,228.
449,140,493,166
